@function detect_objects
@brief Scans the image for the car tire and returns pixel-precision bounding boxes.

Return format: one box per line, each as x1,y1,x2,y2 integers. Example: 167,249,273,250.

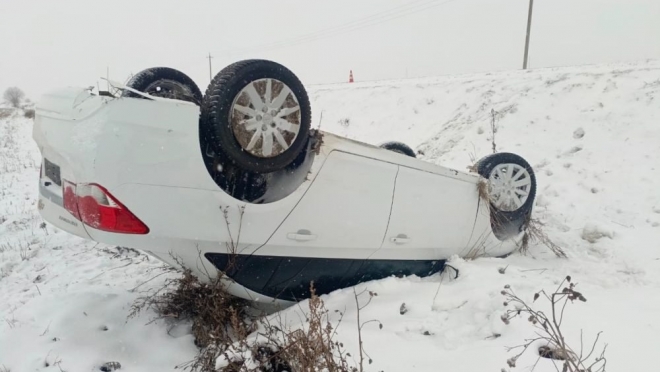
122,67,203,105
379,141,416,157
476,152,536,223
200,59,312,174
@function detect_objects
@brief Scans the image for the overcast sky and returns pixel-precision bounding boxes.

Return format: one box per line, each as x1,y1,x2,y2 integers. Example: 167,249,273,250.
1,0,659,99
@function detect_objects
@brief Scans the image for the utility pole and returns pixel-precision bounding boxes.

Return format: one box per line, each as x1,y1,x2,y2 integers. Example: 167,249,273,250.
207,53,214,81
522,0,534,69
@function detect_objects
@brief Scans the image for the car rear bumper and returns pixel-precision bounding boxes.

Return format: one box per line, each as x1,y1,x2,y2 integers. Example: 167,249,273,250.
36,162,93,240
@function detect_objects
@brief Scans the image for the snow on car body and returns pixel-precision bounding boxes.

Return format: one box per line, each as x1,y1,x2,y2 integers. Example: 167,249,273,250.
32,60,536,303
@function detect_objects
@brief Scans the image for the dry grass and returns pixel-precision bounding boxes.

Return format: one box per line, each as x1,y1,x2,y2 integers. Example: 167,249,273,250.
129,262,256,372
477,177,490,203
216,283,368,372
0,240,36,261
519,217,567,258
131,268,373,372
0,108,13,119
267,286,355,372
129,267,249,347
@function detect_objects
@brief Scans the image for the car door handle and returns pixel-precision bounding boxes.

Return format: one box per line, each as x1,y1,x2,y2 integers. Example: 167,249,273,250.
391,234,411,244
287,230,317,242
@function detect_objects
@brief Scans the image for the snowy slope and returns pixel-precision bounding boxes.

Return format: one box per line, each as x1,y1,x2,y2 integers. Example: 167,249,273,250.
303,60,660,372
2,60,660,371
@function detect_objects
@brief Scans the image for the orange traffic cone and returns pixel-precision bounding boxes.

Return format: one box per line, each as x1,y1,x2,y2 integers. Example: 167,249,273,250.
349,70,354,83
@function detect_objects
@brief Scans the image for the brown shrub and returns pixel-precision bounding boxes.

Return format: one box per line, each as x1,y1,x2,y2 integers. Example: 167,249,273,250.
0,108,13,119
130,268,249,348
131,269,371,372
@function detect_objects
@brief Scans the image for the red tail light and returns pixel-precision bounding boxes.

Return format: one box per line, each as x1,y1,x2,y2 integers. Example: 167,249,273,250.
61,181,149,235
63,180,81,220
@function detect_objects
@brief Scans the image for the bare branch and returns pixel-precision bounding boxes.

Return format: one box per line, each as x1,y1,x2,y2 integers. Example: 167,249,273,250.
500,277,606,372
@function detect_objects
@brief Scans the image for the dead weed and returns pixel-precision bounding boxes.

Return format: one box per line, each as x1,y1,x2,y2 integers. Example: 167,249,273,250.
519,217,567,258
130,269,370,372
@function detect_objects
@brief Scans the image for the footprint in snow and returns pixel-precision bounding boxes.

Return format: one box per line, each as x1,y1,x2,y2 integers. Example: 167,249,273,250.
535,159,550,169
100,362,121,372
566,145,583,155
573,127,585,139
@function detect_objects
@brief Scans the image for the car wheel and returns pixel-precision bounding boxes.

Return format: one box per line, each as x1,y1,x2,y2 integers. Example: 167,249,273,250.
122,67,203,105
379,141,416,157
476,152,536,221
200,59,312,174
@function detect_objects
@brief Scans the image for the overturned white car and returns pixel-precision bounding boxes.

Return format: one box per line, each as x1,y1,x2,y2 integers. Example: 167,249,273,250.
33,59,536,303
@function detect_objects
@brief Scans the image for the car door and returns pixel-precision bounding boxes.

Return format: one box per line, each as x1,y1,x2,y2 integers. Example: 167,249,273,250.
374,165,479,260
264,150,398,260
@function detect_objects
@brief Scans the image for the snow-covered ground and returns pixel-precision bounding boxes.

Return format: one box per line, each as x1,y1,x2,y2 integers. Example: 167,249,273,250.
2,60,660,371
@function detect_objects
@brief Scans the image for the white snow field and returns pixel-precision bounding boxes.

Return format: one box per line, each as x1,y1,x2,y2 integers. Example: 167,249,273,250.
2,60,660,371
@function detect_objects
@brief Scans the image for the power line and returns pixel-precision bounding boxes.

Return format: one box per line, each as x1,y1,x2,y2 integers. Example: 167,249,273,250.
216,0,462,57
227,0,459,54
219,0,434,54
